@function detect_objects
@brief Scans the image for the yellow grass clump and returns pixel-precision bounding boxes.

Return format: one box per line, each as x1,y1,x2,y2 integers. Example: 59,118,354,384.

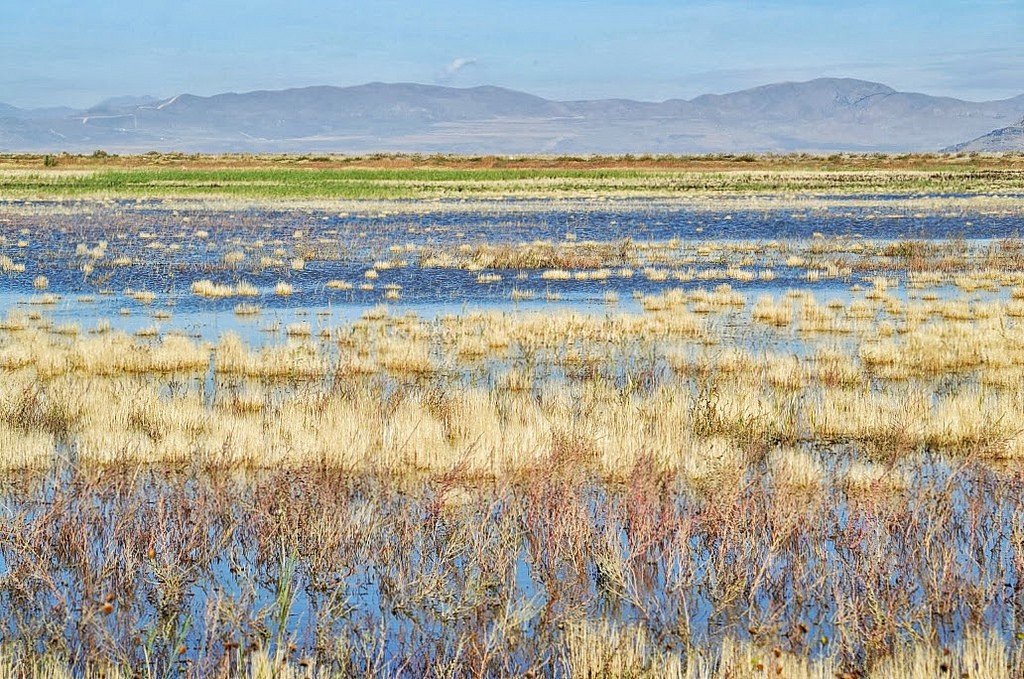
190,279,235,297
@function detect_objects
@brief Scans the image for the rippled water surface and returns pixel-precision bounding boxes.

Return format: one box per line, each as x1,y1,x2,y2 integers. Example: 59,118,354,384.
3,196,1024,675
1,197,1022,340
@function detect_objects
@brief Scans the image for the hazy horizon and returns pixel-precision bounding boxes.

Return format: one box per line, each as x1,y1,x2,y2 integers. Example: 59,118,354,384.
6,75,1024,114
4,0,1022,109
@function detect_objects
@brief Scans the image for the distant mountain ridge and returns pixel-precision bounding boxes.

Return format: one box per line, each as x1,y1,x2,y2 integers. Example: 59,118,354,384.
2,78,1022,154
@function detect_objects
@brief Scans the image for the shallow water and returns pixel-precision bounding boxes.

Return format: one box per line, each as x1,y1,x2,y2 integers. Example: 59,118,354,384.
1,196,1022,345
3,196,1024,674
0,459,1020,674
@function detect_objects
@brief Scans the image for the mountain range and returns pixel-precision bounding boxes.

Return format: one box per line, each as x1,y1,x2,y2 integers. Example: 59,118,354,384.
2,78,1022,155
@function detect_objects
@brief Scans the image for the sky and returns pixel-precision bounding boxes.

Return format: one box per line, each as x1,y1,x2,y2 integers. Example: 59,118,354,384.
2,0,1022,109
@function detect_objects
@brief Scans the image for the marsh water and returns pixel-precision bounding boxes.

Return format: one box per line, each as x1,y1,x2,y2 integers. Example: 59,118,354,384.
1,457,1021,675
3,196,1024,674
1,197,1022,342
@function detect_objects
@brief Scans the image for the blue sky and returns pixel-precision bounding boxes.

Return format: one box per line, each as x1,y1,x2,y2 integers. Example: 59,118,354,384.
2,0,1021,108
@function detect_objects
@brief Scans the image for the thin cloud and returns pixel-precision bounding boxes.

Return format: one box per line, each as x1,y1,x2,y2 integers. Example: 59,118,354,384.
437,57,477,83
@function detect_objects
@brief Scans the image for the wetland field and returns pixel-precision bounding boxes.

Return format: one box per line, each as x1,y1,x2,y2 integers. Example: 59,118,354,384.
3,154,1024,677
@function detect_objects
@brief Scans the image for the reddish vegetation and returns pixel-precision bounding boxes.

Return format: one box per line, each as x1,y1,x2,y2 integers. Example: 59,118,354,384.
2,151,1024,172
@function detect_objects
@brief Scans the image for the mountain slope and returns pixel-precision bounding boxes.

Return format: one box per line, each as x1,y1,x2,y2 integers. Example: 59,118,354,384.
2,79,1022,154
945,118,1024,152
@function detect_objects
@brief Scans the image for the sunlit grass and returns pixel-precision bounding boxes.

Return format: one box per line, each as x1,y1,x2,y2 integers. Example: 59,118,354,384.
2,157,1023,199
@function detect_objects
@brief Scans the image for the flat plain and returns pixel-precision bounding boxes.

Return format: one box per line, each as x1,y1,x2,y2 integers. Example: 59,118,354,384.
2,153,1024,677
